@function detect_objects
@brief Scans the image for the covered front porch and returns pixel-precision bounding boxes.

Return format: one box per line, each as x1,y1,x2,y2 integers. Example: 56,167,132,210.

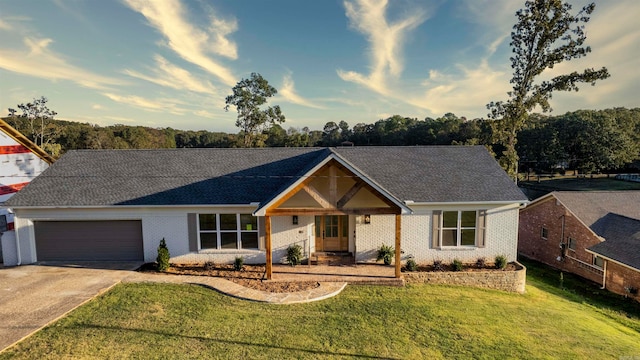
254,156,409,280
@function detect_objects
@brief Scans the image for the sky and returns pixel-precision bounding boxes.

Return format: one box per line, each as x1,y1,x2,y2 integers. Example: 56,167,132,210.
0,0,638,133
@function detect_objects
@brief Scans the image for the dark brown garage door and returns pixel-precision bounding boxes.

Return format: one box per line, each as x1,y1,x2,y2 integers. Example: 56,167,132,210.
34,221,143,261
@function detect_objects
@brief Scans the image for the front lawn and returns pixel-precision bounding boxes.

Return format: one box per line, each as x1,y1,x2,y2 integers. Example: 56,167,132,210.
2,262,639,359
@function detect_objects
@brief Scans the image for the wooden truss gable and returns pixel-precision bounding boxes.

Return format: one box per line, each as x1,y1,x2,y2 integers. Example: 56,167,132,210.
265,159,402,216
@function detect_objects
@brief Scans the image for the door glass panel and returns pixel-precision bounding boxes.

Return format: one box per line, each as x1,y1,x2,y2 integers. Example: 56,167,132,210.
341,215,348,237
325,215,339,237
315,216,321,237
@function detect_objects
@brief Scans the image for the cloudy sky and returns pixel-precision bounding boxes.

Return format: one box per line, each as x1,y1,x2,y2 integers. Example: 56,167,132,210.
0,0,637,133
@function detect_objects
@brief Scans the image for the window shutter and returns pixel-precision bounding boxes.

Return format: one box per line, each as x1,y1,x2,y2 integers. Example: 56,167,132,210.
432,211,441,249
188,213,198,252
476,210,486,248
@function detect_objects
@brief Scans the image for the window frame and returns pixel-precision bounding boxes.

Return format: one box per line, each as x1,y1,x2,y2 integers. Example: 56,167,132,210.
567,237,576,251
541,227,548,240
197,213,259,250
435,210,484,248
593,255,604,269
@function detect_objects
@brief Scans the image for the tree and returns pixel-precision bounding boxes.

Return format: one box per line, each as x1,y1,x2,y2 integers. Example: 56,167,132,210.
224,73,285,147
8,96,58,147
487,0,610,178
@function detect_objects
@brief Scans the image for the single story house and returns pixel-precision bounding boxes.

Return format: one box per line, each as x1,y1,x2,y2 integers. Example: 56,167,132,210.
519,191,640,300
4,146,527,279
0,119,54,265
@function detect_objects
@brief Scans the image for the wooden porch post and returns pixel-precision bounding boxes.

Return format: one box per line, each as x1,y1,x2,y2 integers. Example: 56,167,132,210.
265,215,272,280
395,214,401,278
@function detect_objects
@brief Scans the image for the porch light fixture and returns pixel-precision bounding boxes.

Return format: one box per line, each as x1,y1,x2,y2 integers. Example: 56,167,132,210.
292,215,298,225
363,214,371,224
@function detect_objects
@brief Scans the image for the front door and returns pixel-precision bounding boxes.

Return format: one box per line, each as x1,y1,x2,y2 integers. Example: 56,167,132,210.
315,215,348,252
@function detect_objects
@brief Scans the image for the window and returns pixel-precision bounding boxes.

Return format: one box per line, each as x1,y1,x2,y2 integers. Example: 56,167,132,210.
541,227,548,240
568,237,576,251
432,210,486,248
198,214,258,250
593,255,604,269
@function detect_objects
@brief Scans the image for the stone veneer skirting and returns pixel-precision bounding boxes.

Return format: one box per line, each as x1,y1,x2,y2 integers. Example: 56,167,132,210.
403,262,526,294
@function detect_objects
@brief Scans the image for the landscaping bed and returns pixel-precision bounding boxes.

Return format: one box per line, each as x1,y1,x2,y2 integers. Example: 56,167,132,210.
139,263,320,293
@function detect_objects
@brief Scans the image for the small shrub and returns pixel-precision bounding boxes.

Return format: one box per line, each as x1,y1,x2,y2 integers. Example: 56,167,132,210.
495,255,508,270
286,244,303,266
624,286,638,297
475,257,487,268
204,261,216,271
452,259,463,272
156,238,170,272
405,258,418,272
376,244,395,265
233,256,244,271
433,259,445,272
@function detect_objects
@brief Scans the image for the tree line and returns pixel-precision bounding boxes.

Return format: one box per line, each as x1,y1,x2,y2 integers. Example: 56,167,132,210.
3,107,639,175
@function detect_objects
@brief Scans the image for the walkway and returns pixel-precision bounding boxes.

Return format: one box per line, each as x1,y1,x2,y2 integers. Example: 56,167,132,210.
125,272,348,305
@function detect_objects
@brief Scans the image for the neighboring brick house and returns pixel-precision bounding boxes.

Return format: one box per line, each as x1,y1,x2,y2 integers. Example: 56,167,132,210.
5,146,527,280
519,191,640,300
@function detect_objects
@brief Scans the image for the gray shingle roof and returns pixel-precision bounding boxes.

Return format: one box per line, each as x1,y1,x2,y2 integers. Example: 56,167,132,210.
332,146,527,203
552,191,640,270
6,146,526,207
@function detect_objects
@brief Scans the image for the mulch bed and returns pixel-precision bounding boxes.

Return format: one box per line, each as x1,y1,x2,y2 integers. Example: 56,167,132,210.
138,263,320,293
406,263,518,272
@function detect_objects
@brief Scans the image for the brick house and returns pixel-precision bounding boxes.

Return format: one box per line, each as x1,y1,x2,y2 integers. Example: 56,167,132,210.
519,191,640,300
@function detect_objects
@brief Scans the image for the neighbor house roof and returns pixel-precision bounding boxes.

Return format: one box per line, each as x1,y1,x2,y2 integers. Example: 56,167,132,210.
531,191,640,270
5,145,527,208
0,118,55,164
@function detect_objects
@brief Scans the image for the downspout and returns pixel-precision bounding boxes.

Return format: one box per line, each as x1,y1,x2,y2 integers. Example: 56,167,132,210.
600,260,607,289
14,218,21,266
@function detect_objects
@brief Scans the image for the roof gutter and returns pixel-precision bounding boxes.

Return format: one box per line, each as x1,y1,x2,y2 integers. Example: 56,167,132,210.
7,204,261,210
404,200,529,206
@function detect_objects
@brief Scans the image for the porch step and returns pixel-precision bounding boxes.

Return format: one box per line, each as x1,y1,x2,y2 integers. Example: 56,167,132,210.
311,252,354,266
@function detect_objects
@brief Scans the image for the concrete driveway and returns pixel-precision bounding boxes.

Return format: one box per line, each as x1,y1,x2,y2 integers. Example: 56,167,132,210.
0,262,142,351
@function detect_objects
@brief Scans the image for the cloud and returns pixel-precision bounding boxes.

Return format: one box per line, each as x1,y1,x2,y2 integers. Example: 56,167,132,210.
123,0,238,86
103,92,188,115
0,19,12,30
411,60,509,117
92,104,104,110
0,36,125,89
278,73,325,109
124,55,217,95
337,0,427,94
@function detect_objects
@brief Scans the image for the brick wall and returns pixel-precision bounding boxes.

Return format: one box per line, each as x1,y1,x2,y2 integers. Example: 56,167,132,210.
404,262,526,293
518,197,604,283
605,261,640,302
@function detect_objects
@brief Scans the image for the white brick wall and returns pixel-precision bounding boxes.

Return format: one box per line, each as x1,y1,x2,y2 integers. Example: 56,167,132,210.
354,204,520,265
10,203,520,267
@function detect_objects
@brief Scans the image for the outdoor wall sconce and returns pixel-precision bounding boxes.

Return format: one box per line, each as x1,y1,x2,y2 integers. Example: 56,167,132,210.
363,214,371,224
292,215,298,225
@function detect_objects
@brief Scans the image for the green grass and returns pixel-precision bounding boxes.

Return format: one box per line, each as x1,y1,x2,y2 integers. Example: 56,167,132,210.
520,176,640,192
2,261,640,359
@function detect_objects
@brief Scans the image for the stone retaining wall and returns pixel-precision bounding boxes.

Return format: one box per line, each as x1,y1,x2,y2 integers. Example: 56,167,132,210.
403,262,526,293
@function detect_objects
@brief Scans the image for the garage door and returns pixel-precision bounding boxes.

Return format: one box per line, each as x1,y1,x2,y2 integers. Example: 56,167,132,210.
34,220,143,261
